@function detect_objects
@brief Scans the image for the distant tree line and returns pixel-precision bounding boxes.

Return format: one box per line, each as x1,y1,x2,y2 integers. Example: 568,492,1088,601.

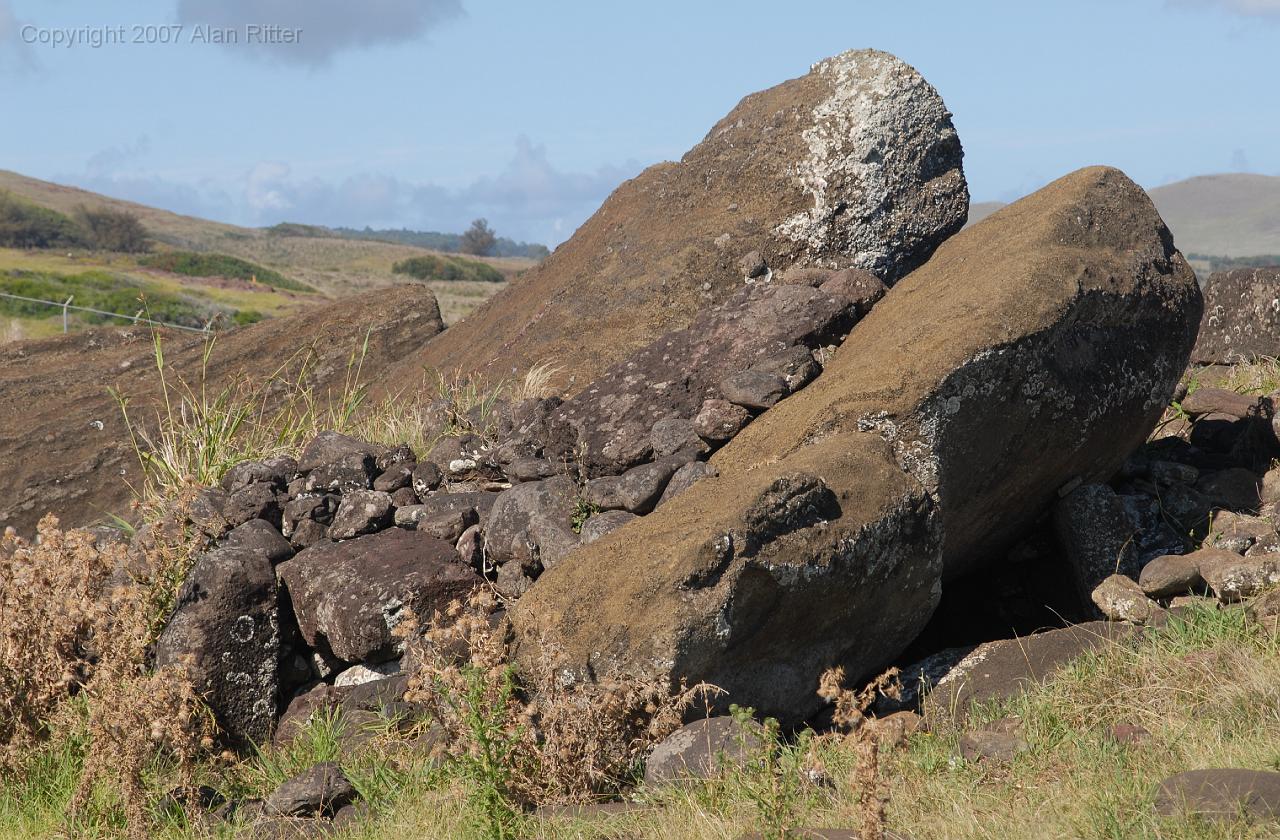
1186,253,1280,274
320,221,550,259
0,191,150,253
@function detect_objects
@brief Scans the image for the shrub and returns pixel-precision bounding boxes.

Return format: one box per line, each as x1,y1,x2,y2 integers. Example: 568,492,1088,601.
0,191,87,249
138,251,311,293
231,308,264,326
391,254,504,284
75,206,150,253
264,222,329,238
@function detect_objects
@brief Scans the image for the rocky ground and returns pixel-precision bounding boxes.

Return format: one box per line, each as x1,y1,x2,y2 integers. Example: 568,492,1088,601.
2,48,1280,840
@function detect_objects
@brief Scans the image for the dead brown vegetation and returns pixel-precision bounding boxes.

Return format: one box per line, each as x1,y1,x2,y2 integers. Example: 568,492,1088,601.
0,512,214,838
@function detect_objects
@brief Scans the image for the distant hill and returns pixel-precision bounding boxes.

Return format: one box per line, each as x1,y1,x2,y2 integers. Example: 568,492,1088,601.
1147,173,1280,259
967,201,1006,226
964,174,1280,269
0,170,533,324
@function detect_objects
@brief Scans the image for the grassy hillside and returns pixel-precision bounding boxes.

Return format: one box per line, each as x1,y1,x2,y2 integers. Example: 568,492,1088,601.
0,247,310,342
0,171,530,325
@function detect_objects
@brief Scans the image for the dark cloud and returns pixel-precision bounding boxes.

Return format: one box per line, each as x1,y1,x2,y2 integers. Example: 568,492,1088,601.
0,0,38,73
61,138,643,246
174,0,463,66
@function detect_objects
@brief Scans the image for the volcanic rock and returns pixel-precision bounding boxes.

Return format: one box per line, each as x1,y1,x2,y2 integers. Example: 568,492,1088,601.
377,49,968,395
510,167,1201,724
276,528,480,663
154,540,281,748
1192,267,1280,364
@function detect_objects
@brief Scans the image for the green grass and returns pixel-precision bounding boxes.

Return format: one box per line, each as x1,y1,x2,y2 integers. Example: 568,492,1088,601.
0,171,519,322
0,269,213,329
0,248,309,341
391,254,505,284
882,601,1280,840
138,252,312,293
4,599,1272,839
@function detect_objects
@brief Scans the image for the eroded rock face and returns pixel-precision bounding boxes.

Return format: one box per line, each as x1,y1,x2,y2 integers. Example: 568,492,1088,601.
510,167,1201,724
376,49,967,394
1192,268,1280,364
524,274,883,476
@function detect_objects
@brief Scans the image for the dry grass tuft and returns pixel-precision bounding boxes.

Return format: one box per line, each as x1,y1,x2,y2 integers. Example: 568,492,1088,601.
115,329,372,507
1190,355,1280,397
818,666,902,840
513,360,564,404
0,317,27,344
0,517,121,766
116,328,567,511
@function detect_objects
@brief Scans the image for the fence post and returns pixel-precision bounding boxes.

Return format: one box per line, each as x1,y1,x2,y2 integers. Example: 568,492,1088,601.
63,296,74,333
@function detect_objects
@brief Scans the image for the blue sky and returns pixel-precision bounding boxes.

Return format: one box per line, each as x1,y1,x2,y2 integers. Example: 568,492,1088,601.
0,0,1277,245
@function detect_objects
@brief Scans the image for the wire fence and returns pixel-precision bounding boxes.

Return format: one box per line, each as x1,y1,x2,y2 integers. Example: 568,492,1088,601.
0,291,212,335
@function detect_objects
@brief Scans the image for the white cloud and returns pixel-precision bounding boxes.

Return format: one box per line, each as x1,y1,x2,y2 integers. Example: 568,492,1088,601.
237,138,641,244
174,0,464,66
58,138,644,246
1168,0,1280,18
85,136,152,177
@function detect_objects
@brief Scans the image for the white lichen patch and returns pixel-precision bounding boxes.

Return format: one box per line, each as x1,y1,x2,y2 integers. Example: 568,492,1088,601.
774,49,961,275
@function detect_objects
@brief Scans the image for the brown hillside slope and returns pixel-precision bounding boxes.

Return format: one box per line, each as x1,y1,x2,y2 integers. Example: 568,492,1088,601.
0,169,245,248
0,286,444,536
374,49,968,393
